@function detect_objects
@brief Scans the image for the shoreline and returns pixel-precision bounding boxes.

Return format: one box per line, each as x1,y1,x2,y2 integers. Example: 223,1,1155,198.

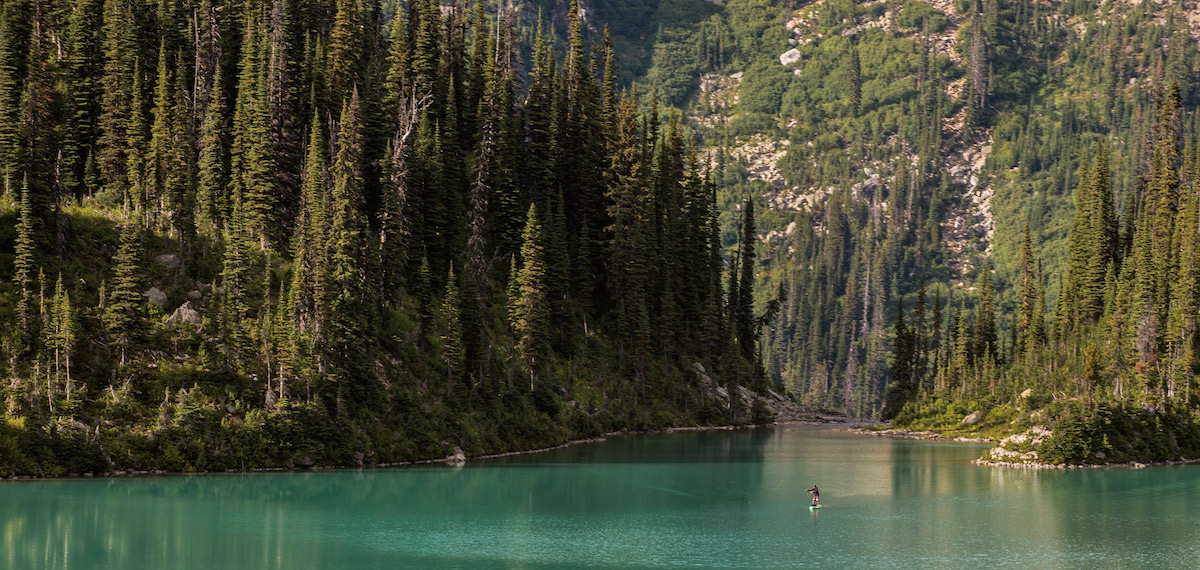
851,426,1200,470
14,420,1195,480
849,426,994,444
0,419,861,482
971,457,1200,469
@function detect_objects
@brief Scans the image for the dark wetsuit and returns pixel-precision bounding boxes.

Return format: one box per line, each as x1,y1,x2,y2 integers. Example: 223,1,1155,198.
807,485,819,506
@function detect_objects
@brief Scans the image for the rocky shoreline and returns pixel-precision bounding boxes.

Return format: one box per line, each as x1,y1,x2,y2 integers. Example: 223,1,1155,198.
852,425,1200,470
971,457,1200,469
852,427,993,443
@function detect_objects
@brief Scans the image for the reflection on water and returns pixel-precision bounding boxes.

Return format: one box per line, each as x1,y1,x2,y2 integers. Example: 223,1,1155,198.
2,426,1198,569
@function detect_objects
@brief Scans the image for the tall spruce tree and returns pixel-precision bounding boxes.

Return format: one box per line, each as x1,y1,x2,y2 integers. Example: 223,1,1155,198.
14,178,36,341
737,199,757,362
105,217,146,366
323,88,376,412
288,111,329,388
99,0,137,200
513,203,548,390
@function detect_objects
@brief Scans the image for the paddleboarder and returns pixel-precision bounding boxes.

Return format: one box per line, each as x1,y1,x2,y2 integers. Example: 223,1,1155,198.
806,484,820,507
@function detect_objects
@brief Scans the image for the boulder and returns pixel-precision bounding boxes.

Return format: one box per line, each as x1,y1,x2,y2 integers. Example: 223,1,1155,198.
446,447,466,466
166,301,202,324
962,411,984,425
155,253,182,270
1019,388,1033,399
143,287,168,310
186,290,203,301
779,48,801,67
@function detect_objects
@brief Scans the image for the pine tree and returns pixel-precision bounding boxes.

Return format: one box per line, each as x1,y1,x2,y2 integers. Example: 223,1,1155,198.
48,273,74,407
737,199,757,362
229,8,276,249
167,59,196,243
329,0,361,107
513,203,548,389
965,0,989,128
105,217,146,366
848,43,861,118
1167,151,1200,397
147,42,173,230
0,4,23,183
605,91,652,369
974,264,996,359
441,264,464,385
19,0,57,240
218,203,255,371
60,0,103,198
99,0,137,199
323,87,376,412
379,88,426,305
14,178,36,341
1064,146,1118,328
525,15,556,199
883,301,912,419
1017,223,1037,355
126,58,149,214
196,64,228,233
288,111,329,387
382,3,410,119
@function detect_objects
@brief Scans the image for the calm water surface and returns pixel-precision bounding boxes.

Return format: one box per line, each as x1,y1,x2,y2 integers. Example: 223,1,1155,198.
3,425,1199,569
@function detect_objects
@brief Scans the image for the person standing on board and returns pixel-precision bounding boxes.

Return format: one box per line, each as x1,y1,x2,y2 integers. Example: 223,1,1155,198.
807,484,820,507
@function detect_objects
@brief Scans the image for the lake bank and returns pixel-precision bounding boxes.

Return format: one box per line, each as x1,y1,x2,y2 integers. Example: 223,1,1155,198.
0,397,861,481
856,424,1200,470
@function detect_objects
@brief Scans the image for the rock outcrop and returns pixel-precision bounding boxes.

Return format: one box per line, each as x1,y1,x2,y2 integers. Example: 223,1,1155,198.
167,301,202,325
691,362,856,424
143,287,168,310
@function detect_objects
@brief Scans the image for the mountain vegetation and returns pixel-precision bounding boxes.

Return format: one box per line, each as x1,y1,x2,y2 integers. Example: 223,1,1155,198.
0,0,777,476
5,0,1200,473
630,0,1200,463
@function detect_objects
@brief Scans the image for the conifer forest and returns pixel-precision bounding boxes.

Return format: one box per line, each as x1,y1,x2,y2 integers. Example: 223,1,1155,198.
3,0,1200,473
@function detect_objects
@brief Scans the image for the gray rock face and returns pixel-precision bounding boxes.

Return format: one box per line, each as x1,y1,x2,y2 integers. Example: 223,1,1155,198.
155,253,182,269
166,301,202,324
144,287,168,310
962,411,984,425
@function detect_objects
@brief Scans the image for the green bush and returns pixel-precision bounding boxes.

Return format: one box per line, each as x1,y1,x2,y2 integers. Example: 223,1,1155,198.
896,1,948,32
739,60,793,115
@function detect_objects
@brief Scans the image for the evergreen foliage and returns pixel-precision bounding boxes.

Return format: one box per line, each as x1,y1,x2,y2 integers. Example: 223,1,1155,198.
0,0,764,476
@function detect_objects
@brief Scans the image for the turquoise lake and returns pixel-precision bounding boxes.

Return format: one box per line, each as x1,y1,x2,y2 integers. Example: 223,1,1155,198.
3,425,1199,569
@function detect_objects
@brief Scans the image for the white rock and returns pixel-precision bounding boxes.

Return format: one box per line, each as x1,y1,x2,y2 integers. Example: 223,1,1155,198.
779,48,802,67
167,301,202,325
